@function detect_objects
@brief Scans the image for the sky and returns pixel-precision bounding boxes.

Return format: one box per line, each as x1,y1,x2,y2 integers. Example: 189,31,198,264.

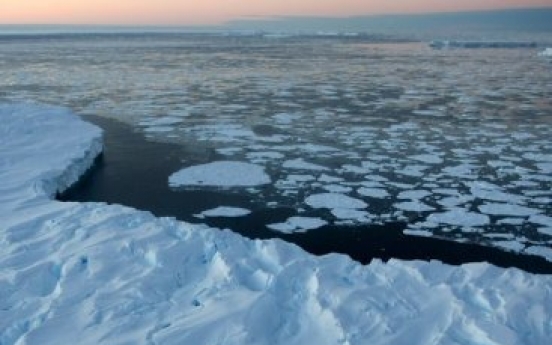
1,0,551,25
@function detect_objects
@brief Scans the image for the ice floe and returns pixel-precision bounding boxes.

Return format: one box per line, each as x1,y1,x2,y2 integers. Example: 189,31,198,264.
196,206,252,218
305,193,368,210
267,216,328,233
397,189,431,200
478,203,541,217
282,158,329,171
169,161,271,188
394,201,435,212
427,209,491,227
357,187,390,199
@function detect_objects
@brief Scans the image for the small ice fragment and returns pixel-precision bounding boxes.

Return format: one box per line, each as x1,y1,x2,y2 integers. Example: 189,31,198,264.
394,201,435,212
358,187,390,199
331,208,371,221
305,193,367,209
478,203,541,217
267,217,327,233
410,154,443,164
427,209,490,227
283,158,329,171
397,190,431,200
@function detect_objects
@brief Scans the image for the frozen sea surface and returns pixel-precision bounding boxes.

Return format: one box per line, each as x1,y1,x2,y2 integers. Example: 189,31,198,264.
2,34,550,260
2,102,552,345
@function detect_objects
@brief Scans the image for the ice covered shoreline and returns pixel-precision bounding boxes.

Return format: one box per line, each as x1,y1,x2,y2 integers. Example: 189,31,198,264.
1,103,552,344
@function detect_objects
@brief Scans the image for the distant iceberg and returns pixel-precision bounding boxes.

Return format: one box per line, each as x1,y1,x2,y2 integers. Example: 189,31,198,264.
430,40,537,49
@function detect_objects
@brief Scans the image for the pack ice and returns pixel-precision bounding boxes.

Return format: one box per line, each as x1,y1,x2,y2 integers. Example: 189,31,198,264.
1,103,551,345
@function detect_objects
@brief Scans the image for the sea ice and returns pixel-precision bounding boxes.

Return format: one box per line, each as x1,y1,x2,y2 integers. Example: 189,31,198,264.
357,187,390,199
397,190,431,200
305,193,368,210
169,161,271,187
478,203,541,217
331,208,372,221
468,182,525,203
529,214,552,227
410,154,443,164
267,216,328,233
283,158,329,171
322,184,353,193
393,201,435,212
427,209,491,227
437,195,474,208
197,206,252,218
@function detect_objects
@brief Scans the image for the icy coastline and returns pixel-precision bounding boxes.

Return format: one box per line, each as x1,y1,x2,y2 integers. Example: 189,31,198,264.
1,103,552,344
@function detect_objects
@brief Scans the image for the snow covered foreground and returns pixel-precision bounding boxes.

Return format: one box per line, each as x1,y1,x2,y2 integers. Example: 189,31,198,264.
1,103,552,345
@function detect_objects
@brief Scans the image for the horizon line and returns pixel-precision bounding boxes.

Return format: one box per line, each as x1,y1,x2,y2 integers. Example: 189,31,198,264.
1,6,551,28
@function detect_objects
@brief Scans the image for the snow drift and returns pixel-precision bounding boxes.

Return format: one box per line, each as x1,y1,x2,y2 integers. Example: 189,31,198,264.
1,103,552,345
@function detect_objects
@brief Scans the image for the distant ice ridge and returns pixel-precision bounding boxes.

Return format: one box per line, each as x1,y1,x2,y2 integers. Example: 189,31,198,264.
1,102,552,345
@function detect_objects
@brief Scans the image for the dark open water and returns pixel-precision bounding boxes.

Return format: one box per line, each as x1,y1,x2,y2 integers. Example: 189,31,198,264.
59,115,552,274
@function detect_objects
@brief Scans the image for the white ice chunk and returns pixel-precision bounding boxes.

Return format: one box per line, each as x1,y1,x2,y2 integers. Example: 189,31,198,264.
267,216,328,233
169,161,271,187
272,112,300,124
323,184,353,193
493,241,526,252
143,126,174,133
497,218,526,225
427,209,490,227
358,187,390,199
529,214,552,227
318,174,344,183
198,206,252,218
394,201,435,212
468,182,525,203
305,193,367,209
437,195,474,208
478,203,541,217
396,165,430,177
537,228,552,236
397,190,431,200
404,229,433,237
331,208,372,221
525,246,552,262
410,154,443,164
283,158,329,171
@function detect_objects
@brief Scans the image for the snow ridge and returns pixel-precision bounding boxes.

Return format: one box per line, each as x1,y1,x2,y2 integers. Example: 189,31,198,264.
1,103,552,345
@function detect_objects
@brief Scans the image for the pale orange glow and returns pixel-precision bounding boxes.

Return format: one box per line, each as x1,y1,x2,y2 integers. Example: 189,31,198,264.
1,0,551,25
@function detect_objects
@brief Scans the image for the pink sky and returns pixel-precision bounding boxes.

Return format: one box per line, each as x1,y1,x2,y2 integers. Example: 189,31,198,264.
1,0,551,25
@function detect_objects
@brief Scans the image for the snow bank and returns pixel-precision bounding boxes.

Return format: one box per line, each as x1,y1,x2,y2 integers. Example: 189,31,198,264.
2,103,552,345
